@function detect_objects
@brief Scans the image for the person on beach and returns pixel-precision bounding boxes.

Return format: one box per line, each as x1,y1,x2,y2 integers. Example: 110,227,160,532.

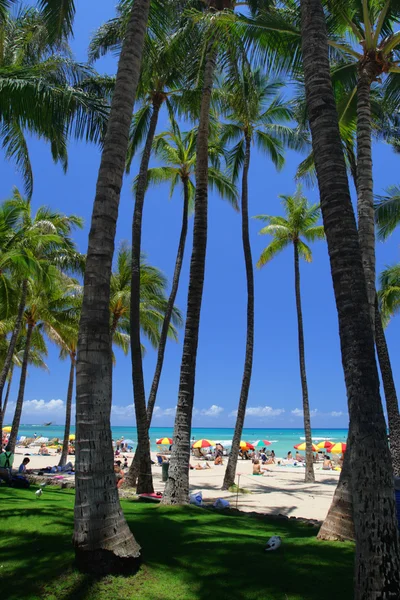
195,461,211,470
287,451,293,462
295,451,305,462
266,451,276,465
18,457,30,474
253,459,271,476
116,439,121,451
0,444,14,481
322,455,333,470
39,443,49,455
214,443,223,465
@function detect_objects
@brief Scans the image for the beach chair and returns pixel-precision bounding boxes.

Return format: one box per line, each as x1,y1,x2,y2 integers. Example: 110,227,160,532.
156,455,163,466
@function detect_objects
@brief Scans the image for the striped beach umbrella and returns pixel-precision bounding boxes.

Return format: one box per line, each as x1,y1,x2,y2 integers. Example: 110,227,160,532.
156,437,173,445
294,442,318,452
2,426,11,432
192,439,215,449
240,441,255,450
316,440,334,450
254,440,272,447
330,442,347,454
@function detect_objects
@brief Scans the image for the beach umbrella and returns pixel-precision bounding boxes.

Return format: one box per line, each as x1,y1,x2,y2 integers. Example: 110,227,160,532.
316,440,334,450
69,434,75,441
156,437,173,445
254,440,272,447
192,439,215,448
2,426,11,432
294,442,318,452
240,441,255,450
330,442,347,454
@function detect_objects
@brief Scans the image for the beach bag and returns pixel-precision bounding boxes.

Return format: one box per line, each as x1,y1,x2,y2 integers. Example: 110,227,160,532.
214,498,230,509
10,475,30,489
189,491,203,506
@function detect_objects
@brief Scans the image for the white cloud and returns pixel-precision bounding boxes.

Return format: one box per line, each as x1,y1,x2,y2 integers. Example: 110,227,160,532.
330,411,343,417
23,399,65,413
200,404,224,417
291,408,318,417
111,404,134,417
153,406,176,418
230,405,285,418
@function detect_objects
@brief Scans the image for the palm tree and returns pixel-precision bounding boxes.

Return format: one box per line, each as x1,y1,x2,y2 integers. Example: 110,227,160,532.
255,191,323,484
74,0,151,571
125,121,237,487
0,192,83,418
0,6,109,198
219,68,307,490
300,0,400,595
8,270,80,451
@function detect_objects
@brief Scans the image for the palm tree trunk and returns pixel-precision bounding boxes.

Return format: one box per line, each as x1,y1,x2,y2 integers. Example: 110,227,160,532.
357,69,375,325
59,355,75,468
8,322,33,452
375,300,400,477
162,45,217,505
301,0,400,596
0,279,27,405
130,98,163,495
126,175,190,488
294,241,315,483
317,445,355,541
74,0,150,574
0,367,13,435
222,135,254,490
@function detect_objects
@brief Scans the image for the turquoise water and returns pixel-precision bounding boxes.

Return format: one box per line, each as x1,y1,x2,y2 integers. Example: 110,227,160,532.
13,425,348,456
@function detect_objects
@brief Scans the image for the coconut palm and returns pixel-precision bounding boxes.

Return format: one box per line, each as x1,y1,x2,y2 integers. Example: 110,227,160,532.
125,120,237,487
300,0,400,594
0,191,83,418
74,0,151,569
255,190,324,484
0,6,109,198
219,68,307,490
8,270,80,451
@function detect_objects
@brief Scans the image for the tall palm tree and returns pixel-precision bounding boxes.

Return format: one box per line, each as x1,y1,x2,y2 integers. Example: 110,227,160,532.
255,191,323,484
125,121,237,487
300,0,400,595
219,68,307,490
8,270,80,451
0,192,83,418
74,0,151,571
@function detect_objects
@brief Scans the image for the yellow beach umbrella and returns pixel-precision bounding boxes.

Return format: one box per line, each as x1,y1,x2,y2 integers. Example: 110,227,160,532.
330,442,346,454
156,437,173,445
192,439,215,449
316,440,334,450
294,442,318,452
2,426,11,432
240,441,255,450
69,434,75,441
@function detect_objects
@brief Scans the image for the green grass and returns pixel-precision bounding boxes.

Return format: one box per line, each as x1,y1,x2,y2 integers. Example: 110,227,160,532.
0,485,354,600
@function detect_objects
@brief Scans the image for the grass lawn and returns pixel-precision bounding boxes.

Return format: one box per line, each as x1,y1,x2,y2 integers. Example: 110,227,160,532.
0,485,354,600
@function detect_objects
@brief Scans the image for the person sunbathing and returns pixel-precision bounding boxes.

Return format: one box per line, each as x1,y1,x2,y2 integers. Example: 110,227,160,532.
322,455,333,470
195,461,211,470
253,459,272,475
39,444,49,455
295,452,305,462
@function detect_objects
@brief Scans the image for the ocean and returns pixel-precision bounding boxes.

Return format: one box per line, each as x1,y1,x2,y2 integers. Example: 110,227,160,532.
13,425,348,456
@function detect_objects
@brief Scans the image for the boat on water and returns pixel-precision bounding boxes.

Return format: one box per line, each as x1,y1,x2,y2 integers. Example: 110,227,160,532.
44,422,52,426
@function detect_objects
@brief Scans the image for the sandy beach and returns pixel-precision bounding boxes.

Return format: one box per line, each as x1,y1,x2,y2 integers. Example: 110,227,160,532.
14,447,339,521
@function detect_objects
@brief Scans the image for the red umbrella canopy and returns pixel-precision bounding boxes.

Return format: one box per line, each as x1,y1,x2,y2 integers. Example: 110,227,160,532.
156,437,173,445
316,440,334,450
240,441,255,450
330,442,347,454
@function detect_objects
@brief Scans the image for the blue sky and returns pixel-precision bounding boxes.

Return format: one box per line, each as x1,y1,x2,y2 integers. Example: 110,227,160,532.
4,1,400,429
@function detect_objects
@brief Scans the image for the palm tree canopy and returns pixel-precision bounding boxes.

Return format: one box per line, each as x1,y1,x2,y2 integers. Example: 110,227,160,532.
375,184,400,240
378,262,400,326
255,188,325,268
110,242,183,352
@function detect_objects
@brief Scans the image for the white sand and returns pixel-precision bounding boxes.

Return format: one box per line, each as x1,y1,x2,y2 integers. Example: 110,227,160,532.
14,448,338,521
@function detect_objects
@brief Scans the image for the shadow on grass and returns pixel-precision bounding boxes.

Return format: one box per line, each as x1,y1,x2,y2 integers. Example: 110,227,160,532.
0,487,354,600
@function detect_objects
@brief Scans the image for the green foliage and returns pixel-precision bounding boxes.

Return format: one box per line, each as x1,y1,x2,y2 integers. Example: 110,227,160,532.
0,486,354,600
255,188,324,268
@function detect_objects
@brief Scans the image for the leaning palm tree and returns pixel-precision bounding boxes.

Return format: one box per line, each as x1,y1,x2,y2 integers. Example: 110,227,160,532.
255,190,324,484
219,68,307,490
8,270,80,451
74,0,151,571
125,120,237,488
300,0,400,595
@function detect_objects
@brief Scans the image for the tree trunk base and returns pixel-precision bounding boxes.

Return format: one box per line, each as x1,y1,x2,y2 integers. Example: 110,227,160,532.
75,548,141,575
162,476,189,505
317,480,354,542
